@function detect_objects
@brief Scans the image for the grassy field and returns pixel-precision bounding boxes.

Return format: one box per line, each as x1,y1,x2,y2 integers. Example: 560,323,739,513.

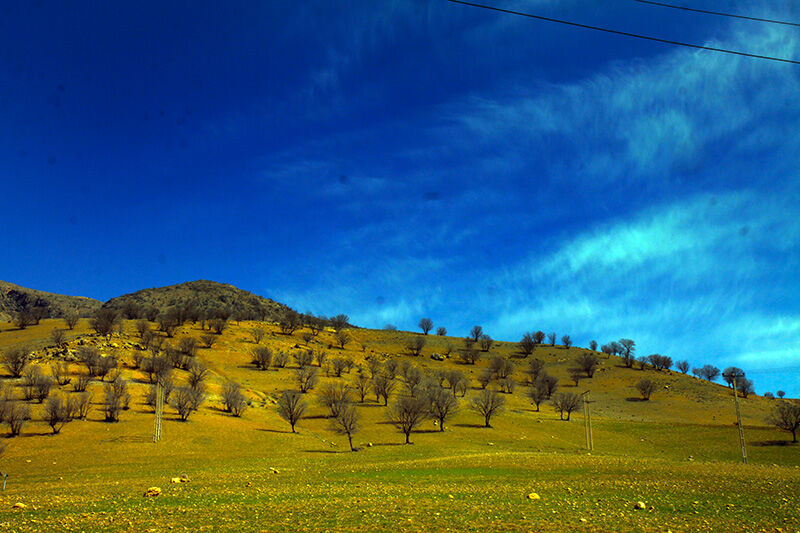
0,319,797,532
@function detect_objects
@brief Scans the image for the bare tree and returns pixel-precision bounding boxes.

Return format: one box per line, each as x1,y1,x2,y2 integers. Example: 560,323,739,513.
331,403,360,451
335,330,351,349
13,309,33,330
187,361,209,389
459,348,481,365
171,386,198,421
533,331,545,345
551,392,581,420
777,390,786,399
209,318,227,335
2,346,30,378
104,376,130,422
536,372,559,399
252,347,273,370
72,372,92,393
277,390,306,432
576,352,600,377
436,326,447,336
589,340,598,351
547,332,556,346
221,381,248,416
477,371,492,390
471,389,505,427
91,308,120,336
478,334,493,352
528,358,545,384
619,339,636,367
418,318,433,335
561,335,572,349
648,354,672,371
178,337,199,359
51,328,67,348
4,403,31,436
498,376,515,394
330,314,350,332
388,396,429,444
294,349,314,368
568,368,583,386
694,364,720,381
64,310,79,330
354,372,372,402
315,350,328,368
722,367,745,388
488,356,514,379
317,382,351,418
250,327,266,344
446,370,468,397
738,377,754,399
295,366,319,393
427,387,458,431
406,336,425,357
50,361,71,386
372,373,396,405
44,395,71,434
767,401,800,443
273,351,289,368
67,391,92,420
519,333,535,356
528,381,549,411
636,379,656,400
676,360,689,374
469,326,483,343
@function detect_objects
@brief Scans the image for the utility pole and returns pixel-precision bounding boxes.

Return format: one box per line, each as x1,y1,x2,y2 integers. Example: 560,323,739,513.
581,390,593,451
731,375,747,464
153,381,164,443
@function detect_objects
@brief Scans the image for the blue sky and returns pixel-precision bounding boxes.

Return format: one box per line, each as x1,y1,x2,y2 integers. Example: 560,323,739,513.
1,1,798,394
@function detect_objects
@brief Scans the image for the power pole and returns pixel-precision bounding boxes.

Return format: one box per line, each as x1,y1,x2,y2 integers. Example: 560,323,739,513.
154,381,164,443
581,390,593,451
731,376,747,464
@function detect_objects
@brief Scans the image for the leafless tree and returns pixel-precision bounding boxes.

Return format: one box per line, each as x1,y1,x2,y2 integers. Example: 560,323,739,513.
178,337,199,359
91,308,119,336
388,395,429,444
536,372,559,399
561,335,572,349
446,370,468,397
171,386,198,421
294,349,314,368
402,365,423,397
145,377,174,410
384,359,399,379
44,395,71,434
527,381,549,411
72,371,92,392
104,376,130,422
354,372,372,402
4,402,31,436
3,346,32,378
498,376,515,394
330,357,348,377
694,365,720,381
273,351,289,368
477,371,492,390
426,386,458,431
551,392,581,420
576,352,599,377
478,334,493,352
619,339,636,367
589,340,598,351
547,332,556,346
221,381,248,416
777,390,786,399
372,373,396,405
528,358,545,384
277,390,306,432
252,347,273,370
50,361,71,386
519,333,536,356
64,310,79,330
636,379,656,400
300,332,313,345
51,328,67,348
13,309,33,330
738,377,754,399
406,336,426,356
331,403,360,451
209,318,227,335
418,318,433,335
22,366,53,403
488,356,514,379
676,360,689,374
459,348,481,365
469,326,484,343
533,331,545,345
187,361,209,389
317,381,351,418
315,350,328,368
295,366,319,393
335,330,351,349
767,401,800,442
250,327,266,344
436,326,447,336
330,314,350,332
471,389,505,427
568,368,582,386
648,354,672,371
67,391,92,420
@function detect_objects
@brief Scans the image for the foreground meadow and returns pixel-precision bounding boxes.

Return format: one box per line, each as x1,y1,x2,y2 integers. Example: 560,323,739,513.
0,319,797,531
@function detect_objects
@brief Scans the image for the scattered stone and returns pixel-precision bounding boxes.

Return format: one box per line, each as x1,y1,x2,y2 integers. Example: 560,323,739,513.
579,518,588,523
170,475,190,483
144,487,162,497
634,501,646,510
270,467,279,474
527,493,541,500
12,503,26,509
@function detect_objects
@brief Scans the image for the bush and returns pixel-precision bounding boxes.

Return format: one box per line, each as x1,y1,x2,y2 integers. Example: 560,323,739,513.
576,352,599,377
91,309,120,336
273,352,289,368
44,395,71,434
295,366,319,393
252,346,273,370
104,376,130,422
250,327,266,344
767,401,800,443
200,334,217,348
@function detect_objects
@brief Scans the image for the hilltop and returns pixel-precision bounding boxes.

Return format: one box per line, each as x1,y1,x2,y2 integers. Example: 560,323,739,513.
0,280,101,322
101,279,292,321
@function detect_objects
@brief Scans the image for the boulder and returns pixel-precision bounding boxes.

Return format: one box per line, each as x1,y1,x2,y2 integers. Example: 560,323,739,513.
527,493,541,500
12,502,26,509
634,501,646,510
144,487,162,497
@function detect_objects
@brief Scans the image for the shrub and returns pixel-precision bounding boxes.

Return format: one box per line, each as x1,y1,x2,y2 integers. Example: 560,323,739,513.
250,327,266,344
2,346,30,378
44,395,71,434
636,379,656,400
767,401,800,443
252,346,273,370
295,366,319,393
551,392,581,420
222,381,248,416
90,309,119,336
272,352,289,368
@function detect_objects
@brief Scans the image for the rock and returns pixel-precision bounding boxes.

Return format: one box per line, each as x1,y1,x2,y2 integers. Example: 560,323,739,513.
12,502,26,509
634,501,646,510
170,475,189,483
144,487,162,497
527,493,541,500
270,467,279,474
579,518,588,523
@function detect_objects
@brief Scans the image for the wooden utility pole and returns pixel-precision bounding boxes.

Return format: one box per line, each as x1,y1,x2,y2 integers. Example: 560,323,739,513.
153,381,164,443
731,376,747,464
581,390,593,451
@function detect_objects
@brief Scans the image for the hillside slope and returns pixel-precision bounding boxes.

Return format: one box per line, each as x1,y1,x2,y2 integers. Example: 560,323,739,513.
101,279,292,320
0,280,101,321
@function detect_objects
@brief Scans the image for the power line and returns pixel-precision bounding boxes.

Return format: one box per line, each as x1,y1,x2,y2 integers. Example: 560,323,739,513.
445,0,800,65
633,0,800,28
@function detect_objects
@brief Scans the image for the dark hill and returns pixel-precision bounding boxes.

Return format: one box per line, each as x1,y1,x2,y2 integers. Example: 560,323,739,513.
0,280,102,321
101,280,292,321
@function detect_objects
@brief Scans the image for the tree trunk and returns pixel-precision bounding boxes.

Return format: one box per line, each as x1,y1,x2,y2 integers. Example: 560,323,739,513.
348,433,354,451
405,432,410,444
793,428,797,443
439,420,444,432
